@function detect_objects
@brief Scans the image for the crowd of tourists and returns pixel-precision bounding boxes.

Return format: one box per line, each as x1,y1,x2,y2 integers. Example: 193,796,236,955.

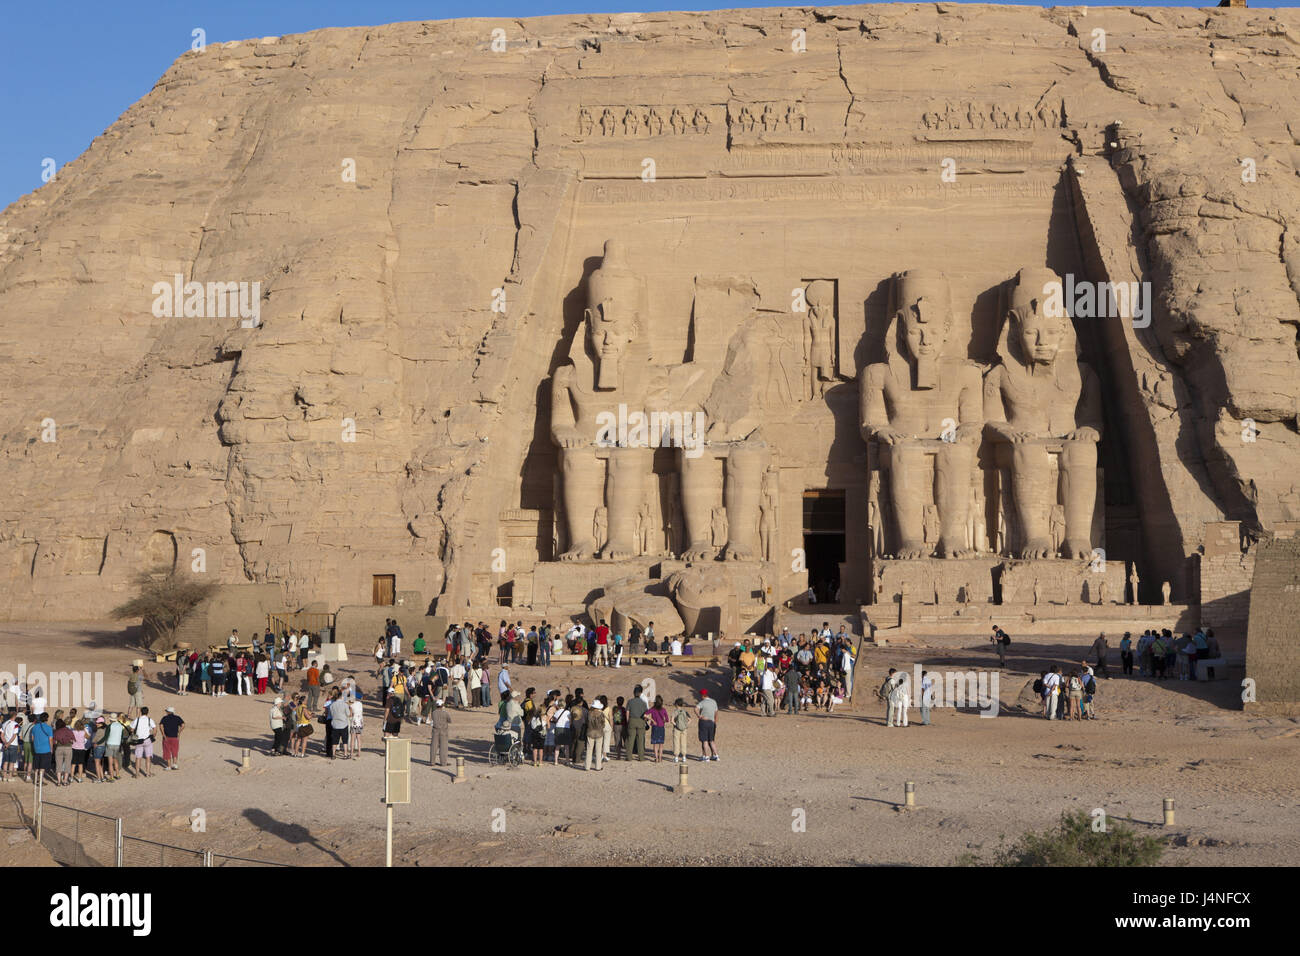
725,626,856,716
267,671,364,760
1119,627,1221,679
1,672,185,785
14,611,1222,781
169,626,320,698
489,682,722,769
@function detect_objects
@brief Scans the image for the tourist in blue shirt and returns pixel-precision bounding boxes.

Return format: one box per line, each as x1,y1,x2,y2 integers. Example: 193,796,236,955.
29,714,55,781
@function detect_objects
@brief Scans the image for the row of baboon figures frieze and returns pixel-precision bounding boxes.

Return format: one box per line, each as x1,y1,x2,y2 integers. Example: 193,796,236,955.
549,241,1101,564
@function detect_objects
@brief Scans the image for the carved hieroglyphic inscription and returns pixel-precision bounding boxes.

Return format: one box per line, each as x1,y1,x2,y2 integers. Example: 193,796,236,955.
920,102,1061,131
729,102,809,134
577,106,715,138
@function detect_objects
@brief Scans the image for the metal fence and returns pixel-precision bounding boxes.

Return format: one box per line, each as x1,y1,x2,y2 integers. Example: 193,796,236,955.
36,800,120,867
121,834,206,867
34,788,285,868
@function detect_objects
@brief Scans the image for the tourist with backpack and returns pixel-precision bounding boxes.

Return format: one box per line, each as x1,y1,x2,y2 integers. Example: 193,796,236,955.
584,700,607,771
1082,671,1098,719
569,692,588,765
1151,633,1167,679
126,665,145,718
129,707,157,777
670,699,692,763
1041,667,1061,719
990,626,1010,668
1065,671,1084,720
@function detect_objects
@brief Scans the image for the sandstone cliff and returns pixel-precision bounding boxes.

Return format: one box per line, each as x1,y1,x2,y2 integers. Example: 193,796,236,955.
1,4,1296,619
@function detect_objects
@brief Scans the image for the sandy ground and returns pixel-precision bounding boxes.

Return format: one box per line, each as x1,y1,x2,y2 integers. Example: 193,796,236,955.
0,622,1296,867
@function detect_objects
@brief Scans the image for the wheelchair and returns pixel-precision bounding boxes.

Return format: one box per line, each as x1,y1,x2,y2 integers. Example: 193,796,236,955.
487,728,523,769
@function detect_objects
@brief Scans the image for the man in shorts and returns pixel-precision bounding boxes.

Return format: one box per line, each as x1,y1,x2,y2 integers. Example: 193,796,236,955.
695,689,719,762
159,707,185,770
1,714,22,781
126,665,146,718
130,707,156,777
104,714,125,779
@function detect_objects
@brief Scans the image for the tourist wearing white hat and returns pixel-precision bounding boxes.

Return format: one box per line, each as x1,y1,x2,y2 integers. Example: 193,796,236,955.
159,706,184,770
584,698,607,772
269,697,287,755
429,698,450,768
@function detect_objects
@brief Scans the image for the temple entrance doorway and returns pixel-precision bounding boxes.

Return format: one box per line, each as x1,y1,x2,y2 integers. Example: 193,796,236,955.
803,489,846,605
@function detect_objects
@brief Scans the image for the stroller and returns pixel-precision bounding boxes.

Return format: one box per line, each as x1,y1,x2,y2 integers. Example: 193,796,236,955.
488,726,523,769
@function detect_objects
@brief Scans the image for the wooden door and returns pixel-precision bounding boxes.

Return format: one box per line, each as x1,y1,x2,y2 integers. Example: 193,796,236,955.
372,574,395,606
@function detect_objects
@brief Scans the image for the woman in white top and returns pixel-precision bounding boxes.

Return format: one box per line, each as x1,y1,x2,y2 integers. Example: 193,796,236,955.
468,664,483,709
551,701,571,767
349,695,363,757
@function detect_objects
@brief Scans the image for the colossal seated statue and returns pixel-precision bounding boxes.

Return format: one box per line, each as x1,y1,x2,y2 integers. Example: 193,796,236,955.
983,267,1103,559
550,240,666,561
860,270,983,558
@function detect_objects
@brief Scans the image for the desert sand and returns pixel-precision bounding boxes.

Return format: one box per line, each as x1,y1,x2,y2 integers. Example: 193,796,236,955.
1,622,1296,868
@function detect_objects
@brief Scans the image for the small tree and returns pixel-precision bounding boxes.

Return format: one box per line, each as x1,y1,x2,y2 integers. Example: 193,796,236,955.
958,810,1167,867
111,567,219,651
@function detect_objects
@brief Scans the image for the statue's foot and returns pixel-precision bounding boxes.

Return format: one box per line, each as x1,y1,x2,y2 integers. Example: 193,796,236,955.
601,547,634,561
559,545,593,561
1019,537,1053,560
682,545,717,562
1062,538,1093,561
722,544,754,561
936,537,974,559
895,540,928,560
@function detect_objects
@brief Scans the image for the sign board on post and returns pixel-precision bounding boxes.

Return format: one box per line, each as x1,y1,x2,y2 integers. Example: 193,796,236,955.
385,737,411,804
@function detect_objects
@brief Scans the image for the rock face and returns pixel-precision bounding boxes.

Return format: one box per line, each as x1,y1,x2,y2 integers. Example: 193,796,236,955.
1,4,1298,625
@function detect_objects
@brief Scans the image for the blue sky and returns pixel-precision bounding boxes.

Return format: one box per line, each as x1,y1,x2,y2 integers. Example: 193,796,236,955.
0,0,1289,210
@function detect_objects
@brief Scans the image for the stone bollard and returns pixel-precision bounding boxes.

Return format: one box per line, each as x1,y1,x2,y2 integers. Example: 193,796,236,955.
675,763,693,794
452,756,466,784
241,748,250,769
904,781,915,808
1163,798,1174,826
